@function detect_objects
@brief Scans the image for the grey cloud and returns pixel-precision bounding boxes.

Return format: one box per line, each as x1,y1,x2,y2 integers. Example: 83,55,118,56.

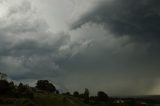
0,0,160,96
0,0,70,81
72,0,160,40
65,0,160,95
8,0,32,16
64,70,157,96
69,0,160,73
56,22,159,95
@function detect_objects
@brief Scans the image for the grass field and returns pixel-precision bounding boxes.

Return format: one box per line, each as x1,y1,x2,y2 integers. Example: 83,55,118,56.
0,93,90,106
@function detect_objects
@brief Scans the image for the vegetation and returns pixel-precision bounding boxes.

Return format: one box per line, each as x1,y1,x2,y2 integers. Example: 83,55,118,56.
36,80,56,93
0,72,159,106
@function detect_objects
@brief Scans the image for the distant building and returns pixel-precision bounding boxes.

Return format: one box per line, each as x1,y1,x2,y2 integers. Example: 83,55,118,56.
113,99,125,105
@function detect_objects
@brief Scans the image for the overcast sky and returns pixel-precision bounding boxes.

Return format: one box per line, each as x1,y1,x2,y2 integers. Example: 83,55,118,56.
0,0,160,96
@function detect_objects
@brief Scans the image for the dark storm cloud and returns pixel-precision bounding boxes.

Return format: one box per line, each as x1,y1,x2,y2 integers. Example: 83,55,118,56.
1,0,160,95
66,0,160,95
69,0,160,75
72,0,160,40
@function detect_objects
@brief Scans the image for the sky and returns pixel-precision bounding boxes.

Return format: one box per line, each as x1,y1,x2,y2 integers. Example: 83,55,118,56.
0,0,160,96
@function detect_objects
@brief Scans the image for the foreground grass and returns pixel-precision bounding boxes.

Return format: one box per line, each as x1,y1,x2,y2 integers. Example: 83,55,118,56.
0,93,90,106
0,97,33,106
34,93,77,106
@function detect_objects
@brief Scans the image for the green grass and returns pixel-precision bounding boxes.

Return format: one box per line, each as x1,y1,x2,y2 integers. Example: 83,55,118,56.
0,93,90,106
34,93,76,106
0,97,33,106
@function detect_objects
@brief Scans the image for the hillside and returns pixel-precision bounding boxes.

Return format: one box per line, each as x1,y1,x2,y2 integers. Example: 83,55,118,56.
0,78,159,106
0,93,90,106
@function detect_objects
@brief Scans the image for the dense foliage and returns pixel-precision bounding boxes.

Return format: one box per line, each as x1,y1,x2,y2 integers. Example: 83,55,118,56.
36,80,56,93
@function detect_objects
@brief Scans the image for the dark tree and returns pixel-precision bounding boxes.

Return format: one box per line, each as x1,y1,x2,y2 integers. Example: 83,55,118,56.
73,91,79,97
84,88,89,97
97,91,109,102
83,88,90,104
18,83,27,92
0,80,9,94
0,72,7,80
55,90,60,94
8,81,16,96
9,81,15,89
36,80,56,92
63,92,71,95
17,83,33,98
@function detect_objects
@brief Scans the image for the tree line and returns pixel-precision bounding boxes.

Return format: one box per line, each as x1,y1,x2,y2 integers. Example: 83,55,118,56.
0,72,155,106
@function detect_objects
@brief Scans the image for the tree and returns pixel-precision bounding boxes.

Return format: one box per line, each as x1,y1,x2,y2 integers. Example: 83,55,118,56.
9,81,15,89
55,90,60,94
83,88,90,104
0,73,9,94
36,80,56,92
84,88,89,97
17,83,33,99
63,92,71,95
18,83,27,92
97,91,109,102
8,81,17,97
0,72,7,80
0,80,9,94
73,91,79,97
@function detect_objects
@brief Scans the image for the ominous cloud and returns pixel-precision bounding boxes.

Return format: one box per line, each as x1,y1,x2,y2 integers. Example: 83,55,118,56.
69,0,160,95
72,0,160,40
71,0,160,75
0,0,160,96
